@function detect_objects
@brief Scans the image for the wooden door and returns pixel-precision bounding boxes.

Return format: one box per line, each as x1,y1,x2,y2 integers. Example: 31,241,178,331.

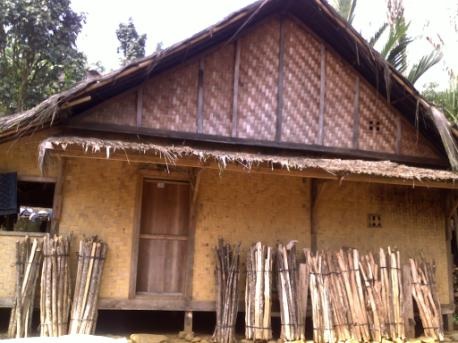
136,179,190,295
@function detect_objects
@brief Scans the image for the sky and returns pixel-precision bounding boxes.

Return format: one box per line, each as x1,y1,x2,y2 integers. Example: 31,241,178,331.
72,0,458,91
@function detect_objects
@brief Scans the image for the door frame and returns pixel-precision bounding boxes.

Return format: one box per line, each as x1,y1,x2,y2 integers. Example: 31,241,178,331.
128,168,198,302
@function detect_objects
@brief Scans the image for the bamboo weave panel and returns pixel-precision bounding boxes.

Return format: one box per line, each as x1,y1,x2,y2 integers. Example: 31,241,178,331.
359,81,397,153
400,118,439,158
324,51,355,148
77,91,137,126
202,43,235,136
282,20,321,144
237,19,280,141
142,62,198,132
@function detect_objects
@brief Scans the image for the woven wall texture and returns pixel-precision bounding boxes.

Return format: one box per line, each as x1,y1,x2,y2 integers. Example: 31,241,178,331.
202,43,235,136
236,19,280,141
142,61,198,132
72,17,440,161
282,20,321,144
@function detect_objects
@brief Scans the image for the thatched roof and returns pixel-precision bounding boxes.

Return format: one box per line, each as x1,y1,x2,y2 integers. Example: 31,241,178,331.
1,0,457,169
39,136,458,188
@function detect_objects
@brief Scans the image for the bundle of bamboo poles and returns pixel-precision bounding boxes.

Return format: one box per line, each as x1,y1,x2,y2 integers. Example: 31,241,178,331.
40,234,72,337
69,236,107,335
277,241,306,342
305,247,406,342
8,237,43,338
214,239,241,343
410,257,444,341
245,242,273,341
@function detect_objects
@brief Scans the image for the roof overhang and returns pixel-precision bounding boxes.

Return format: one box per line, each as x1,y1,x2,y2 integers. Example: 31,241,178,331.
38,136,458,189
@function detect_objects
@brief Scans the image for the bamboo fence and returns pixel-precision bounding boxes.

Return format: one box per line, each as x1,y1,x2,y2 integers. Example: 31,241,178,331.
245,242,273,341
277,241,306,342
69,236,108,335
8,237,43,338
214,239,241,343
40,234,72,337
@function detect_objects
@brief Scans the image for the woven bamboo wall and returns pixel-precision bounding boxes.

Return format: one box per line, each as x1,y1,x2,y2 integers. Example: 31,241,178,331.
282,20,321,144
202,43,235,136
400,117,439,158
73,16,442,162
236,19,280,141
359,80,397,153
75,91,137,127
142,61,199,132
324,50,356,148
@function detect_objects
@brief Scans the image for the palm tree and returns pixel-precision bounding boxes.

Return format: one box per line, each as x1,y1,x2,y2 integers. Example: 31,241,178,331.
331,0,442,86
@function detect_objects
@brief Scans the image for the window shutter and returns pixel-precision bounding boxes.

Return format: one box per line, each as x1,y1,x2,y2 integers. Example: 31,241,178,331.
0,172,17,215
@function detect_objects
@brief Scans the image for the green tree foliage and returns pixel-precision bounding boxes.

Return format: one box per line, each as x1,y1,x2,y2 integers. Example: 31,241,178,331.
0,0,87,115
116,18,147,65
423,78,458,123
331,0,441,85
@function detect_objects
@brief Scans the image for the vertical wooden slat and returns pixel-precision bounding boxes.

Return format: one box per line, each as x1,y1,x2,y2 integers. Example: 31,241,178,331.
231,40,241,138
352,77,360,149
50,157,66,235
402,264,415,338
185,169,202,309
396,114,402,154
136,87,143,128
310,179,318,252
129,174,144,298
275,19,285,142
318,45,326,145
196,60,204,134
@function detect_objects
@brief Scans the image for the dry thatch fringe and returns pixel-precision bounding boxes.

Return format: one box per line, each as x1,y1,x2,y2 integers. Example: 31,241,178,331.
38,135,458,183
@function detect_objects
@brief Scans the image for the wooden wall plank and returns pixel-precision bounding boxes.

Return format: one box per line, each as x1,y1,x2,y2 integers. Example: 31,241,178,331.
231,41,241,137
50,157,66,235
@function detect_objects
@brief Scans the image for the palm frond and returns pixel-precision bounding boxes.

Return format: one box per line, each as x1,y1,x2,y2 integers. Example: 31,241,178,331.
369,23,388,47
407,51,442,85
332,0,357,24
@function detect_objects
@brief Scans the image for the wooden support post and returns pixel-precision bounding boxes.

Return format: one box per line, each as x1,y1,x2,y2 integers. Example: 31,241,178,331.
185,169,203,310
50,157,66,235
184,311,193,333
318,45,326,145
196,60,204,134
231,40,241,138
275,18,285,142
310,179,318,252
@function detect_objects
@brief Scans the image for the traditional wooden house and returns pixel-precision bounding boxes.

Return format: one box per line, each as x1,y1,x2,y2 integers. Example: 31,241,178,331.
0,0,457,333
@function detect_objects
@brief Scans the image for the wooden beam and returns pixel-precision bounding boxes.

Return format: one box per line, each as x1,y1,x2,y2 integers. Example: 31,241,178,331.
50,157,66,235
318,44,326,145
50,148,458,190
136,87,143,128
196,60,204,134
352,77,360,149
231,40,241,138
275,19,285,142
